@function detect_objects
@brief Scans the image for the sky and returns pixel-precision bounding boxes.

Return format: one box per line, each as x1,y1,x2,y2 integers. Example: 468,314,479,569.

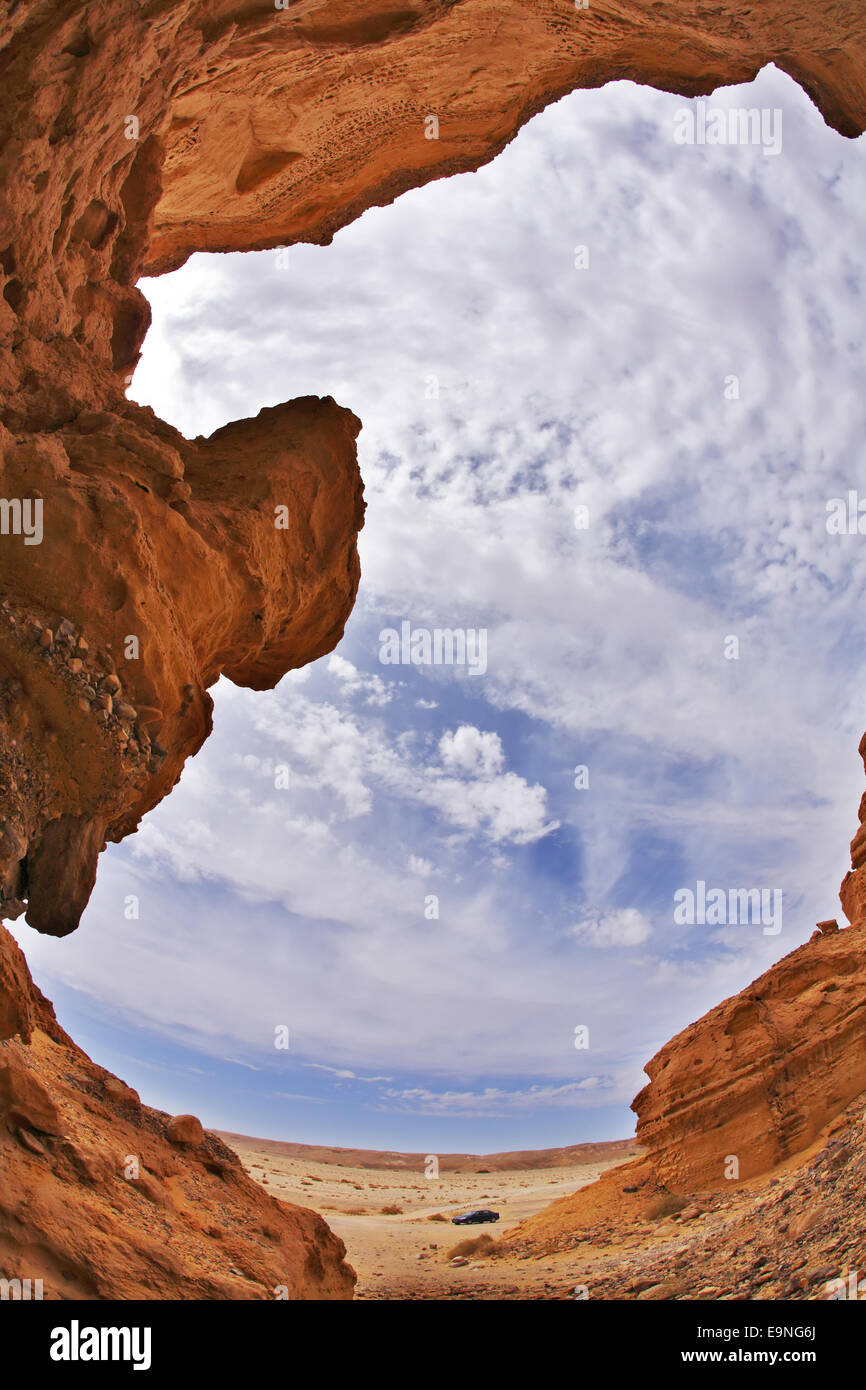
11,64,866,1152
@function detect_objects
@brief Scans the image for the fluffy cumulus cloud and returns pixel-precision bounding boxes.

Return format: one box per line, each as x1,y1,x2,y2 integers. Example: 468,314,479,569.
12,66,866,1149
326,654,393,706
439,726,505,779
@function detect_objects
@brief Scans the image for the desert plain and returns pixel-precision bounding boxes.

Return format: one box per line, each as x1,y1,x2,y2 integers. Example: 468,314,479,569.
222,1097,866,1302
219,1132,634,1299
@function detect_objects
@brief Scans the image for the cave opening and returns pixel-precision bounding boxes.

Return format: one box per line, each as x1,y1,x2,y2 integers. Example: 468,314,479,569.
10,64,866,1160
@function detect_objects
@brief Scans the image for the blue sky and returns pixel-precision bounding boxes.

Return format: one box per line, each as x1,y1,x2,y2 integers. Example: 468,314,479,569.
12,65,866,1152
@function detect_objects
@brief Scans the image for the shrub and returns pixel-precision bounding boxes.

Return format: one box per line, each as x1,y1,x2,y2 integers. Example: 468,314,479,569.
446,1233,497,1260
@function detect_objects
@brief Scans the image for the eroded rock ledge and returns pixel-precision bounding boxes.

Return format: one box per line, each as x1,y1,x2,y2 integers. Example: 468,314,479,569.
2,0,865,932
0,922,355,1298
631,744,866,1192
507,751,866,1258
0,398,363,933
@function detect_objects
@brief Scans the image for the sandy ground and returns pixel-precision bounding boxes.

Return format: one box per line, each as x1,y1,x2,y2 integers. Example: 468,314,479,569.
220,1101,866,1301
219,1132,635,1299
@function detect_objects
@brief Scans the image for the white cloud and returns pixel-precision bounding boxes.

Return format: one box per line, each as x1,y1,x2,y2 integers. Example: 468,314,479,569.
380,1079,610,1117
407,855,435,876
306,1063,393,1083
245,693,557,846
326,653,393,706
439,725,505,778
418,765,558,845
569,909,652,950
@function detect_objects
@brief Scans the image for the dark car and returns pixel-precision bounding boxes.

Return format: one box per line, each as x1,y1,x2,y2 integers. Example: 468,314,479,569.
451,1208,500,1225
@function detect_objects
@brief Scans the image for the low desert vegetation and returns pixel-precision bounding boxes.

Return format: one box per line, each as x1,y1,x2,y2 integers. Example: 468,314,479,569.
446,1233,497,1260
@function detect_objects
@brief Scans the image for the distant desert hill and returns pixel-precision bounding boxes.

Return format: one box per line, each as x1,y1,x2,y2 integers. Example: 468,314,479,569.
216,1131,638,1174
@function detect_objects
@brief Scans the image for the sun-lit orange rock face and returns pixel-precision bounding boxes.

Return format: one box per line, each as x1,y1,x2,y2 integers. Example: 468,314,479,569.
0,922,356,1299
0,396,364,935
143,0,866,273
839,732,866,924
631,745,866,1193
1,0,865,934
631,919,866,1190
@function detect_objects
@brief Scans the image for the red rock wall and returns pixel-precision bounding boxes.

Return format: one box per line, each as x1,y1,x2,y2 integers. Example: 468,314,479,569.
632,745,866,1191
839,731,866,923
632,922,866,1189
0,921,355,1298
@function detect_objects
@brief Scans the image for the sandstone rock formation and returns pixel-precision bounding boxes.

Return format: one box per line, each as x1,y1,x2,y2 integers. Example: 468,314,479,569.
0,396,363,935
631,920,866,1190
502,732,866,1269
505,750,866,1262
2,0,866,1304
0,922,355,1298
166,1112,205,1145
502,1096,866,1301
2,0,866,933
493,734,866,1271
839,730,866,922
629,739,866,1192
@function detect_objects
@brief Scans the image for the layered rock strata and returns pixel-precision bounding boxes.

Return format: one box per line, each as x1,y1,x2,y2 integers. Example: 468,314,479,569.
631,738,866,1190
632,921,866,1189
